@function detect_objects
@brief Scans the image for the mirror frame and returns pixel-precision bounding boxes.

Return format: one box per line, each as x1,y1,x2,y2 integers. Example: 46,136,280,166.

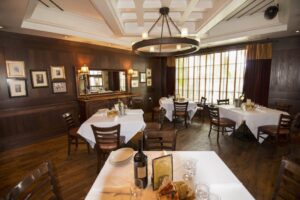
75,67,128,98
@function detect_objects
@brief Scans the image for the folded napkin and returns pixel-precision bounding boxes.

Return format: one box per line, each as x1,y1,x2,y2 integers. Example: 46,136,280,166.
100,185,132,196
126,109,144,115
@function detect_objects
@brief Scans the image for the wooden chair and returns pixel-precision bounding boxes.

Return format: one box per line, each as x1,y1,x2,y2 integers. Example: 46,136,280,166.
146,107,167,131
62,112,90,156
272,158,300,200
173,101,189,128
130,97,144,109
274,102,291,113
291,113,300,134
196,97,207,121
257,114,293,144
91,124,125,173
148,97,160,121
144,130,177,151
208,106,236,142
217,99,230,105
5,161,60,200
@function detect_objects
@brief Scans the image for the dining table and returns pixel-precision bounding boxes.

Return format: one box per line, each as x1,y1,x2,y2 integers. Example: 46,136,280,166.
217,105,288,143
160,98,198,122
77,109,146,147
85,151,254,200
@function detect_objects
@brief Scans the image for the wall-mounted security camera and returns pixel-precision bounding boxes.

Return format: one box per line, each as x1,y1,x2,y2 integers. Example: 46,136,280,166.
264,5,279,20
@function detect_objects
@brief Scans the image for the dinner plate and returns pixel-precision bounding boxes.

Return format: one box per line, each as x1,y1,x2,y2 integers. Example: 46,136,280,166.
109,148,134,164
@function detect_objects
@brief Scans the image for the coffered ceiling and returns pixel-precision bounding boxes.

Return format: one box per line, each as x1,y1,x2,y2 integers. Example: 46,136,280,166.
0,0,299,50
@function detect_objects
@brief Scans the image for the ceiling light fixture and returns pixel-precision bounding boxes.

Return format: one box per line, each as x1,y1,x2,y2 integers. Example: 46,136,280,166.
0,25,3,29
296,30,299,33
132,7,200,57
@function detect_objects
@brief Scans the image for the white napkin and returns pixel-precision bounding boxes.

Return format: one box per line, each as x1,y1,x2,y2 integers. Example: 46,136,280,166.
100,185,132,195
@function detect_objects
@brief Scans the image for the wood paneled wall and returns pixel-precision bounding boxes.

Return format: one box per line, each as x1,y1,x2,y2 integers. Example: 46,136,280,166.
0,32,163,151
269,36,300,114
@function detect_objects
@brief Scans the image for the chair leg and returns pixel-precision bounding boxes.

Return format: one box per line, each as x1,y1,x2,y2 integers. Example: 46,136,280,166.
152,111,155,121
86,142,90,154
68,138,71,156
75,138,78,149
257,129,260,143
185,116,188,128
208,124,212,137
217,126,220,142
173,116,176,128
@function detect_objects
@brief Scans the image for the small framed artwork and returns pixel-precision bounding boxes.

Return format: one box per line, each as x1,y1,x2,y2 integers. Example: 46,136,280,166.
6,60,26,78
131,79,139,88
30,70,48,88
52,82,67,93
152,155,173,190
147,78,152,87
140,72,146,83
50,66,66,80
7,79,27,98
132,70,139,78
146,68,151,77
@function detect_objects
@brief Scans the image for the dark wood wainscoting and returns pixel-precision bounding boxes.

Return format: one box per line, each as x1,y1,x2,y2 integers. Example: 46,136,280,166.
269,36,300,114
0,101,79,151
0,32,163,150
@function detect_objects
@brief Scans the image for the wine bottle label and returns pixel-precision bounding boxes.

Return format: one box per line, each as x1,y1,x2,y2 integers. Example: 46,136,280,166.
137,166,146,178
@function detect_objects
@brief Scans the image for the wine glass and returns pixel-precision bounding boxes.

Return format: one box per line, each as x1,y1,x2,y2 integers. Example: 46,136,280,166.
195,183,209,200
131,182,143,200
182,159,196,181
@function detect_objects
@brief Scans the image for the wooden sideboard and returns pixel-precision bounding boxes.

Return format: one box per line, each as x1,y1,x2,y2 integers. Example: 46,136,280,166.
77,93,137,121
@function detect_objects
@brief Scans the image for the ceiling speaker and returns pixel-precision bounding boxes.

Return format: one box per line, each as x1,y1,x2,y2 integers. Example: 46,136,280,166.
264,5,279,20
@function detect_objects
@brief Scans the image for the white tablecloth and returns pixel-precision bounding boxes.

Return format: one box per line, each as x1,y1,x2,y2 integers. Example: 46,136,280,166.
85,151,254,200
78,109,146,147
160,98,198,121
218,105,287,143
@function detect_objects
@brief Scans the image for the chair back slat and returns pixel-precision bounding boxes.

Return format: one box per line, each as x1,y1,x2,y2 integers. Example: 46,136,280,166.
278,114,293,133
273,158,300,200
62,112,76,130
174,101,188,113
217,99,229,105
91,124,121,150
5,161,60,200
208,106,219,122
144,130,177,151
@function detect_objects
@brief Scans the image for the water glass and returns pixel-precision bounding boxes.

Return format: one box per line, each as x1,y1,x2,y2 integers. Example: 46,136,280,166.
195,183,209,200
182,159,197,181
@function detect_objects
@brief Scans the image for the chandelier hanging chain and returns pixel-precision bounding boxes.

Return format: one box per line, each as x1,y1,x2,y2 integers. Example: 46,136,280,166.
132,7,200,57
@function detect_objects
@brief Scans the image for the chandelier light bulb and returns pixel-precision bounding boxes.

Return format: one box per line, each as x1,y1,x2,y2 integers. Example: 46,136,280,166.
181,28,188,37
150,46,155,52
142,32,148,39
176,44,181,50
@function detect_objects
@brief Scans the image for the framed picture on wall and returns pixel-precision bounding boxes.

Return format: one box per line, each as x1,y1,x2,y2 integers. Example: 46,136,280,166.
7,79,27,98
52,82,67,93
131,79,139,88
146,68,151,77
6,60,26,78
140,72,146,83
50,66,66,80
30,70,48,88
132,70,139,78
147,78,152,87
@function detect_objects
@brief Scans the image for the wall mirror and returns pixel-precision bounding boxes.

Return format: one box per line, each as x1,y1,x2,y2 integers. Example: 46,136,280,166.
76,69,127,97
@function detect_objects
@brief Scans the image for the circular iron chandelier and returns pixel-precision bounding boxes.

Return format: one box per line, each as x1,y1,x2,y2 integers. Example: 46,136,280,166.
132,7,200,57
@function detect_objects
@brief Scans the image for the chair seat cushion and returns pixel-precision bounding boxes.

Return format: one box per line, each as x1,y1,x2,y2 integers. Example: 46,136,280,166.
145,122,161,130
212,118,235,126
69,127,79,137
153,107,160,112
259,125,290,135
174,111,186,116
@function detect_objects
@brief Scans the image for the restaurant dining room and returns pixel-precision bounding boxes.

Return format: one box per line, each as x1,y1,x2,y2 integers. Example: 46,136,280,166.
1,0,300,200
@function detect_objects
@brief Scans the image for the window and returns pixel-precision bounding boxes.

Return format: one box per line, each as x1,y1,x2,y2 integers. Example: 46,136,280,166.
175,49,246,104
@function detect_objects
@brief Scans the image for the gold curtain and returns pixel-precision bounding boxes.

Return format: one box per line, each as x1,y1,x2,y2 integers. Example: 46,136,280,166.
246,43,272,60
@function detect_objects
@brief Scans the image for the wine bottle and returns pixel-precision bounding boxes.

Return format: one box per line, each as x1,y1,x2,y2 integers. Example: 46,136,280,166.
134,139,148,189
